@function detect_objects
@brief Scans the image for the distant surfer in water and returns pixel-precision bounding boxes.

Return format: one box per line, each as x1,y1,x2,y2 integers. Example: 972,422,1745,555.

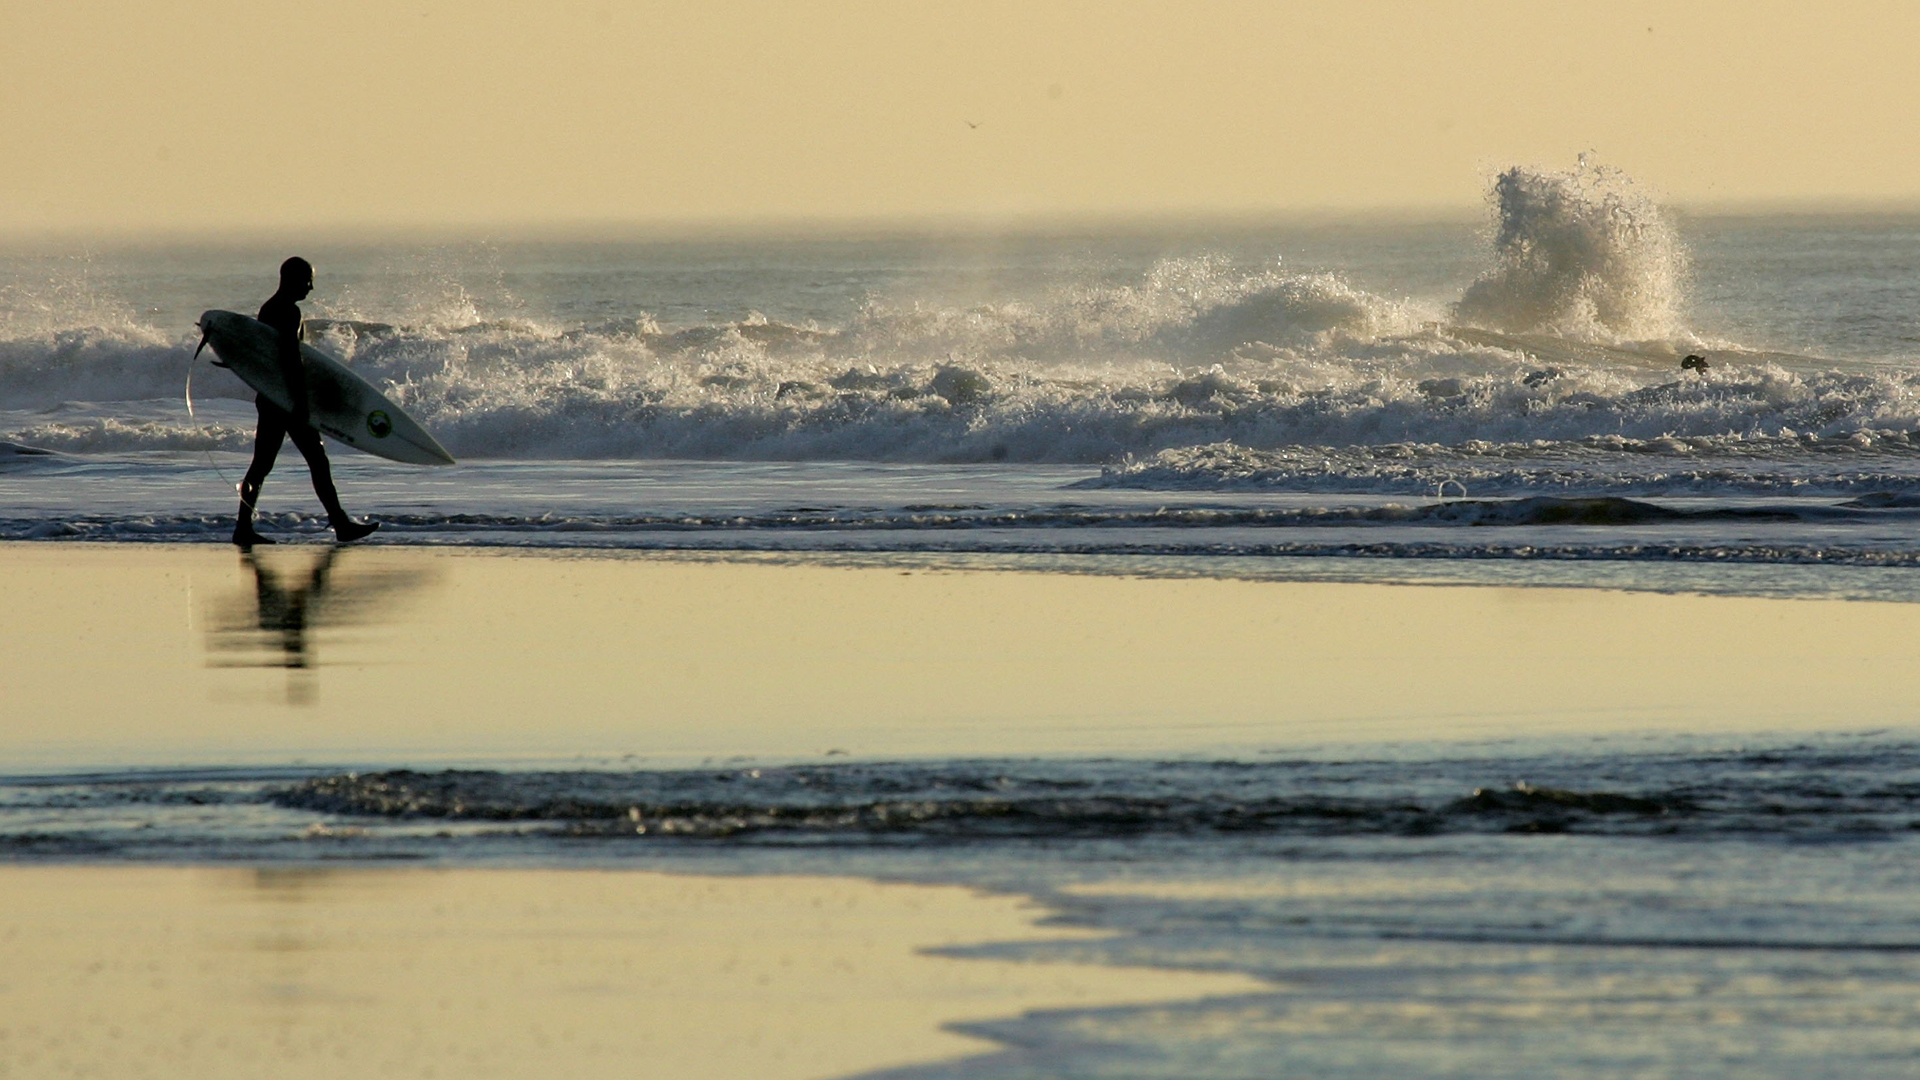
233,257,378,549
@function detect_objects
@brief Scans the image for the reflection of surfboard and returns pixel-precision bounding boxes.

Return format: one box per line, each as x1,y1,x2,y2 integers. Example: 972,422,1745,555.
197,310,455,466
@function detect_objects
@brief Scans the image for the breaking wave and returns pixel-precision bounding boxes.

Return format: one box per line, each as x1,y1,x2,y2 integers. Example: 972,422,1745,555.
0,161,1894,469
1454,156,1689,340
3,328,1912,465
0,260,1444,462
1091,432,1920,494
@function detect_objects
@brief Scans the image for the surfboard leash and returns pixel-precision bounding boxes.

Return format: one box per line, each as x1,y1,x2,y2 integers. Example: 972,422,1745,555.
187,327,242,497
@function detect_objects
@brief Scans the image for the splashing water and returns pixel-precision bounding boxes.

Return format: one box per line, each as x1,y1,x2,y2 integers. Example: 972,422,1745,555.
2,172,1907,468
1453,157,1689,340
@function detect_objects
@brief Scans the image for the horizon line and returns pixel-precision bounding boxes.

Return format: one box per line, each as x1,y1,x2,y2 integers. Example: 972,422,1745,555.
7,196,1920,248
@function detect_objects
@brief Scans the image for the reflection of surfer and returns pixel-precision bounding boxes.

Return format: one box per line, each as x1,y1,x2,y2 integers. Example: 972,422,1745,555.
243,546,340,670
203,546,434,702
233,257,379,549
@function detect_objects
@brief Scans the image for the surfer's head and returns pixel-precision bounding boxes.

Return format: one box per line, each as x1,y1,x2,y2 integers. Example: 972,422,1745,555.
279,256,313,299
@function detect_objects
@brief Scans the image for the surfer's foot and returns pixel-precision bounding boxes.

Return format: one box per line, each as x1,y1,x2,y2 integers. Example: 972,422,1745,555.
232,526,276,550
333,518,379,543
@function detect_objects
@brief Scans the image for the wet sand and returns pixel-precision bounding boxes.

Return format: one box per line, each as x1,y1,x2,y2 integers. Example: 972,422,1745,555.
9,542,1920,1078
6,542,1920,769
0,866,1259,1080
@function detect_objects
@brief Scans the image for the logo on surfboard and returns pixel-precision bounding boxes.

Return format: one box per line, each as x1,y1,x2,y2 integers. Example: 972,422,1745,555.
367,410,392,438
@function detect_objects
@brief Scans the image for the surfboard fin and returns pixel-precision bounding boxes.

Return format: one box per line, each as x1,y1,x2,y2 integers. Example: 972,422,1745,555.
193,329,229,367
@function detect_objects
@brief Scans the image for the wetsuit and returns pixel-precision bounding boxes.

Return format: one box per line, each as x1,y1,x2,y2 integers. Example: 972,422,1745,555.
234,288,358,543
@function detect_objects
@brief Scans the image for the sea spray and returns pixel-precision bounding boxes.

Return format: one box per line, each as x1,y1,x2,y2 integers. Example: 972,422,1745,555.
1454,156,1690,340
0,323,188,409
847,256,1426,361
4,174,1904,466
3,317,1915,461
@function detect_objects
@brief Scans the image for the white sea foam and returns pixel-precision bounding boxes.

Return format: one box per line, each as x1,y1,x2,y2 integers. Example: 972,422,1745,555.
1088,431,1920,495
0,324,192,410
4,311,1914,465
0,254,1449,459
847,256,1426,361
0,165,1902,468
0,325,1913,463
1454,157,1689,340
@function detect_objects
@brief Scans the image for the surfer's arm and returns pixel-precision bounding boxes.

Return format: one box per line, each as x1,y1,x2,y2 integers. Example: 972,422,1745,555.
274,324,310,423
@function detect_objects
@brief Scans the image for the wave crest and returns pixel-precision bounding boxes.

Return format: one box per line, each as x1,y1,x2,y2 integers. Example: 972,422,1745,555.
7,329,1920,465
846,256,1424,363
1454,157,1689,340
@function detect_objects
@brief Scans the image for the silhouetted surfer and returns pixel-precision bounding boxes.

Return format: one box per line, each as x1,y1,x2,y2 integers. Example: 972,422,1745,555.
233,257,378,549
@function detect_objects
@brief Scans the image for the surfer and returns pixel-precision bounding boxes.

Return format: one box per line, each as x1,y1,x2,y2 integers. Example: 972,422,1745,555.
232,257,379,549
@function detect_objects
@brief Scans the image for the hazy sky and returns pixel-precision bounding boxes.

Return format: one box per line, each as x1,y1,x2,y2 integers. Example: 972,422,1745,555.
4,0,1918,234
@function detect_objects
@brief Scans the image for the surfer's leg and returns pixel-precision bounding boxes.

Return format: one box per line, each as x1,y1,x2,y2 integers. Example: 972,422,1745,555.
287,422,379,543
234,403,287,549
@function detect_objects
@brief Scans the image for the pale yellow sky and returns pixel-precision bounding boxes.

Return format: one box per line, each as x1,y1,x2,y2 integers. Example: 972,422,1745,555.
3,0,1917,234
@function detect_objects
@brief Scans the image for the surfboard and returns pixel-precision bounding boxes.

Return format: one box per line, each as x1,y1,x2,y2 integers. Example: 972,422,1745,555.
196,310,455,466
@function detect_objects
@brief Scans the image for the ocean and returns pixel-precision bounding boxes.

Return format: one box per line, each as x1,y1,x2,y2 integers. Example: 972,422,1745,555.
8,166,1920,586
7,161,1920,1077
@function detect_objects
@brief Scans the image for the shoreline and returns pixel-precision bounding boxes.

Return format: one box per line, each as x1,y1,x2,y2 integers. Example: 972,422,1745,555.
0,864,1261,1080
8,532,1920,606
7,541,1920,772
9,545,1920,1077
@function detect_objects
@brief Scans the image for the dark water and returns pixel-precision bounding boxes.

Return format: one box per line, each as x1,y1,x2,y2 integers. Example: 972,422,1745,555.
6,738,1920,1077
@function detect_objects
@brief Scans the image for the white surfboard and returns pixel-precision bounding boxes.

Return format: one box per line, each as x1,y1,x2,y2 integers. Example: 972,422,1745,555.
196,309,455,466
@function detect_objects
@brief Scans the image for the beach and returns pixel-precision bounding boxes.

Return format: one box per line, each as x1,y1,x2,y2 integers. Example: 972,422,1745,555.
0,866,1257,1080
10,543,1920,770
8,193,1920,1076
12,2,1920,1073
6,543,1920,1077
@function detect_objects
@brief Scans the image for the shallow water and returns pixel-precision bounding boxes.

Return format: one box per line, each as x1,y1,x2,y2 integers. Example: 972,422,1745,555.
8,543,1920,1078
9,729,1920,1079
